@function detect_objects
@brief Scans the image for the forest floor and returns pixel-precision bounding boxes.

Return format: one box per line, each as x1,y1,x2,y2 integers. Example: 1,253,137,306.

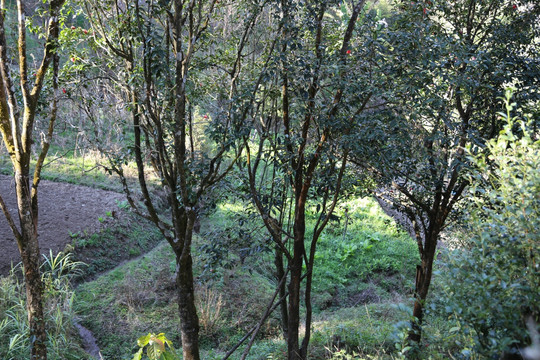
0,174,124,276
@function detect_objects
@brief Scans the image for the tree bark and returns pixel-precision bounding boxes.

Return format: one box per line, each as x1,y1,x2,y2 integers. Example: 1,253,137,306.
16,174,47,360
287,192,307,360
274,246,288,339
0,1,64,358
176,214,200,360
408,222,439,343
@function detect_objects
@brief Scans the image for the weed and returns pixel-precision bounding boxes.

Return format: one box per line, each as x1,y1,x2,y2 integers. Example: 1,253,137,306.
0,252,89,360
197,286,225,338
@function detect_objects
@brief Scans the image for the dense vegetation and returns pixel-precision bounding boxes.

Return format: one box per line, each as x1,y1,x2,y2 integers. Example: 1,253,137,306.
0,0,538,360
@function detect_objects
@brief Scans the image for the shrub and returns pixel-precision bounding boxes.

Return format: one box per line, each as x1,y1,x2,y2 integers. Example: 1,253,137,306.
440,91,539,358
133,333,180,360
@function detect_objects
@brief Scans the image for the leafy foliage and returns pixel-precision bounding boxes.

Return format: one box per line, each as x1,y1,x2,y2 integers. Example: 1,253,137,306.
439,92,540,357
348,0,540,342
133,333,179,360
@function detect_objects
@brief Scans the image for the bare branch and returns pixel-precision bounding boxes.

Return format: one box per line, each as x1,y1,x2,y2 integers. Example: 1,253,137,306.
0,193,22,241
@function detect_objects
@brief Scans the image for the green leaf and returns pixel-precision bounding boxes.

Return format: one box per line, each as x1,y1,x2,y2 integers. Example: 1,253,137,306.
132,348,143,360
137,333,151,347
147,345,157,360
161,352,178,360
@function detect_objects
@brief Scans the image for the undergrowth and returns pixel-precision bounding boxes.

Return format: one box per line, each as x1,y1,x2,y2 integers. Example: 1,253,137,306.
73,196,435,360
70,208,164,281
0,252,89,360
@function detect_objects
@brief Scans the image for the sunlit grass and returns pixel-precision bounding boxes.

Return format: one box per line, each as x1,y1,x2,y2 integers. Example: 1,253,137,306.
0,146,160,192
73,195,428,359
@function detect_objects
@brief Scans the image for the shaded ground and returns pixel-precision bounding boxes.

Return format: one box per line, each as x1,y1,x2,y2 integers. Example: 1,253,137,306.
0,174,124,276
374,194,415,239
74,318,103,360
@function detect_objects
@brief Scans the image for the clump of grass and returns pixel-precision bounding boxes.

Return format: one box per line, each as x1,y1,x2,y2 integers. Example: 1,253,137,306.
74,238,282,359
74,242,179,359
308,303,407,359
197,286,225,338
308,197,418,311
0,252,89,360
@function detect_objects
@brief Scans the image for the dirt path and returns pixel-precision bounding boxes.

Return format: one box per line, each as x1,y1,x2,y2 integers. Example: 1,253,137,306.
0,174,124,276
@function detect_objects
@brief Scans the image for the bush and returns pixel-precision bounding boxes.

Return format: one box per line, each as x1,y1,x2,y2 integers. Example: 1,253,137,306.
440,91,539,358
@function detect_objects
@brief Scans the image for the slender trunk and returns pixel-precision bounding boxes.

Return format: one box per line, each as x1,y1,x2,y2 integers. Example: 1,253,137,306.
288,200,306,360
300,255,315,359
15,174,47,360
20,239,47,360
274,246,288,339
176,256,200,360
175,210,200,360
409,226,438,343
287,257,301,360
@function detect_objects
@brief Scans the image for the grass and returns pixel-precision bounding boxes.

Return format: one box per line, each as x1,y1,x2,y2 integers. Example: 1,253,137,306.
309,304,407,359
69,209,165,281
73,196,431,360
74,239,282,359
0,99,143,193
0,253,90,360
309,197,418,311
0,148,125,192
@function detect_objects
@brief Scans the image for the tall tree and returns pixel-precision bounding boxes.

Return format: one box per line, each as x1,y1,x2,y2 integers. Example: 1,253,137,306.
0,0,65,359
241,1,384,358
355,0,540,344
81,1,267,358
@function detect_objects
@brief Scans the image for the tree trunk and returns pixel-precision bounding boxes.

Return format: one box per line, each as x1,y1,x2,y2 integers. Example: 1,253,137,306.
175,212,200,360
300,257,314,359
20,241,47,360
274,246,288,339
287,258,302,360
15,174,47,360
409,228,438,343
176,255,200,360
287,200,306,360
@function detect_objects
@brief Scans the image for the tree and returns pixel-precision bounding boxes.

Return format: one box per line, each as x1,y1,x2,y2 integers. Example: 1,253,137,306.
240,1,385,358
0,0,65,359
356,0,540,344
81,1,266,358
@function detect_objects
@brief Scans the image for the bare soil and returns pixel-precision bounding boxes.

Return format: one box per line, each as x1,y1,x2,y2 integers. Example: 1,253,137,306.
0,174,124,276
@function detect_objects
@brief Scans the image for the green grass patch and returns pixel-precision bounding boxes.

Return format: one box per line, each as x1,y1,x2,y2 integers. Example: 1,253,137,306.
74,196,427,359
1,253,90,360
310,197,418,311
74,239,281,359
309,304,408,359
74,242,178,359
0,149,123,192
70,210,164,281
